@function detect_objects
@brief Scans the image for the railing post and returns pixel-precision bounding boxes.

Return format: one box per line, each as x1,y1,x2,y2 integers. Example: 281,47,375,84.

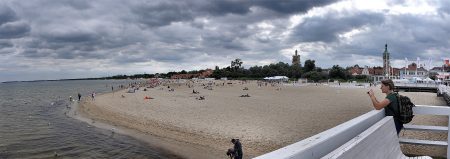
448,115,450,158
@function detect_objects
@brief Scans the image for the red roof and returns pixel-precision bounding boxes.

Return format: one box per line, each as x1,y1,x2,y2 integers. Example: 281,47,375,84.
170,69,213,79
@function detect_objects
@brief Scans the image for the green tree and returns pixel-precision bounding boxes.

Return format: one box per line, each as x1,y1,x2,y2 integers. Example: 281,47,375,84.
212,66,223,79
249,65,263,78
231,58,243,71
329,65,346,79
302,71,322,82
304,59,315,73
289,65,302,79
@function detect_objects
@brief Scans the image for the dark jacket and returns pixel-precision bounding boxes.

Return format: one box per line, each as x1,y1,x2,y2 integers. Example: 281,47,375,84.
234,140,243,157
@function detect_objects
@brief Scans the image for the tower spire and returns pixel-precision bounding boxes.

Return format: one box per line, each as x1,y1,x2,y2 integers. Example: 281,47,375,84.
383,43,390,77
292,49,301,67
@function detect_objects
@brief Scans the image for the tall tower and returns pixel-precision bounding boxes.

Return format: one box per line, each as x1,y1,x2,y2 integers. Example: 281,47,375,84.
383,44,390,77
292,50,301,66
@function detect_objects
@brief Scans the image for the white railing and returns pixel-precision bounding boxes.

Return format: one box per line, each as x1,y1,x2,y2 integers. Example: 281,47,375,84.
254,105,450,159
254,110,385,159
438,85,450,95
328,84,368,89
395,83,439,88
400,105,450,158
438,85,450,106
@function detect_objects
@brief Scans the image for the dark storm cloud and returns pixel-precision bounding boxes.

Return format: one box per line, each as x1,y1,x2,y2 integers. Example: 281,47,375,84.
0,4,17,25
42,31,99,43
202,34,248,51
112,50,187,63
254,0,339,14
290,11,385,43
131,1,195,27
131,0,340,28
0,40,12,48
376,14,448,60
8,0,450,82
200,0,251,16
0,4,30,39
0,0,341,66
200,0,340,16
0,40,14,55
55,0,92,10
0,21,30,39
305,10,450,66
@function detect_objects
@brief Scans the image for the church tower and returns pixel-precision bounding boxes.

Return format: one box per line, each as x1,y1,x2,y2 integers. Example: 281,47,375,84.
292,50,301,66
383,44,391,77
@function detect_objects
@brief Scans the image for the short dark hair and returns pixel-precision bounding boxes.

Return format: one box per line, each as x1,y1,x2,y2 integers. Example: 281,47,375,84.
231,139,236,143
381,79,395,90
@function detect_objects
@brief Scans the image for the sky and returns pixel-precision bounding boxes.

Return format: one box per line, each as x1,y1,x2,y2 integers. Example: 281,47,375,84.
0,0,449,82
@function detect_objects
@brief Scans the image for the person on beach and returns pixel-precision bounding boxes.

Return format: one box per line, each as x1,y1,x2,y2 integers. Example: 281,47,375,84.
231,139,243,159
77,93,81,101
226,148,236,159
367,79,403,134
91,92,96,101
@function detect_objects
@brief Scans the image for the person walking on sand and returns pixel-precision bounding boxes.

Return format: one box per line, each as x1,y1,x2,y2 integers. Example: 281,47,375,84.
231,139,243,159
91,92,95,101
77,93,81,101
367,79,402,134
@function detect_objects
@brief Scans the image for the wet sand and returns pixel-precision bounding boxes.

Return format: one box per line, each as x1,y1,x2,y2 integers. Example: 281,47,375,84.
75,81,448,158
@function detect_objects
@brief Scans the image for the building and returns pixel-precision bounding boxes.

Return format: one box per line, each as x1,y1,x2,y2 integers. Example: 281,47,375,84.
361,66,370,76
198,69,213,78
292,50,301,66
399,63,428,79
349,66,363,76
382,44,391,76
170,69,213,79
369,44,400,82
429,67,443,73
349,65,371,76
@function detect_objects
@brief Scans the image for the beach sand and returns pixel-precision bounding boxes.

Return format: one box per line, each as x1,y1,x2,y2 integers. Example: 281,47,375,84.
76,81,448,158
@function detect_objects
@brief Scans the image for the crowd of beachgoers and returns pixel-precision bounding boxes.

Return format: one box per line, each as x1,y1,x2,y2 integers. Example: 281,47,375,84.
67,79,449,158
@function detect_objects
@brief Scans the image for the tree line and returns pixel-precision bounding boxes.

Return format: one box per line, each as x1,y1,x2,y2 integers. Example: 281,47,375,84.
99,59,370,82
210,59,368,82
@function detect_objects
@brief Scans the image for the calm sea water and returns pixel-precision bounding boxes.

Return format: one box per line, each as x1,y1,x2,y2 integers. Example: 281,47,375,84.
0,80,182,159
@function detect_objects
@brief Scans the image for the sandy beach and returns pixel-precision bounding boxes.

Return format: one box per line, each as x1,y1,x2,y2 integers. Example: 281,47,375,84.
76,80,448,158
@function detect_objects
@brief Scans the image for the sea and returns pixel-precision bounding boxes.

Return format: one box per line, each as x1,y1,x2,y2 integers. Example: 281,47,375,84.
0,80,182,159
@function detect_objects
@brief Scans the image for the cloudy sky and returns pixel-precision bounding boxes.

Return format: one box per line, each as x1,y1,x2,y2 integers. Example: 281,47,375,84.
0,0,449,82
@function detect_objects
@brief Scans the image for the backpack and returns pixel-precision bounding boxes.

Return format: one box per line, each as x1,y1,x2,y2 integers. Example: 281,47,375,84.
395,93,415,124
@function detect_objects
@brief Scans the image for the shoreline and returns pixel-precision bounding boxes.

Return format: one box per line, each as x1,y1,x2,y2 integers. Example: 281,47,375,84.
70,81,449,158
68,100,223,159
